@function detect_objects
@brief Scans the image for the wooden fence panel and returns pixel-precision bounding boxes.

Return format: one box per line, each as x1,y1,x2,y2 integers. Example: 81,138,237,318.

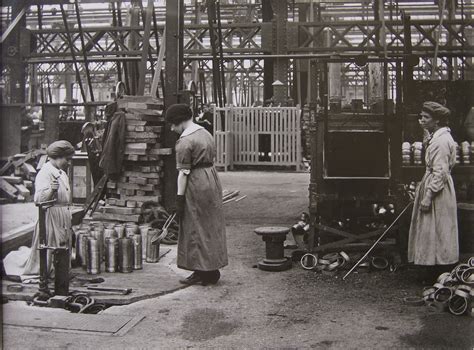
214,106,301,169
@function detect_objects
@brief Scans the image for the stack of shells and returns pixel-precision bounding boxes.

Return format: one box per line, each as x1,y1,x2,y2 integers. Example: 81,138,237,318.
74,221,162,275
413,142,424,165
402,142,411,165
402,141,473,166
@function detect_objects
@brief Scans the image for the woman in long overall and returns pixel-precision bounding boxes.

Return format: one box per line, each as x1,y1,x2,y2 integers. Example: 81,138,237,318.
408,101,459,282
23,140,74,276
165,104,228,285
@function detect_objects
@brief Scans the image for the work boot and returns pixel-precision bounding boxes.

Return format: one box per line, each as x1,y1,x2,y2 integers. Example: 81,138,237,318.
202,270,220,285
179,272,204,285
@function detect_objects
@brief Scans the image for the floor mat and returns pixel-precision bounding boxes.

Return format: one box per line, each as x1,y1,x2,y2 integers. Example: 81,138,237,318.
3,303,143,336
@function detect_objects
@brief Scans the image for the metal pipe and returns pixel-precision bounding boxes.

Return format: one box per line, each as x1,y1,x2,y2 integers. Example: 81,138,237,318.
342,201,413,281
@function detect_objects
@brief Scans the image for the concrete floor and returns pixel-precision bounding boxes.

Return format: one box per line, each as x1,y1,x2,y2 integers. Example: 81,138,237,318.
0,202,37,234
3,171,473,349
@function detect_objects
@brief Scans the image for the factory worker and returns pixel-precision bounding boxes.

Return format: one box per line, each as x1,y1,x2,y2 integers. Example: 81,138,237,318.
408,101,459,281
165,103,228,286
23,140,75,275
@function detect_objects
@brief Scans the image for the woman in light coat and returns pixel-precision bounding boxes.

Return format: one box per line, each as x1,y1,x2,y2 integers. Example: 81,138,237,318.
23,140,75,275
408,101,459,282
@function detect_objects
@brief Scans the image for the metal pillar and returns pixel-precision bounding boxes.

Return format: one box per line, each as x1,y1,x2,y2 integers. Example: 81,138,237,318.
262,0,274,102
272,0,289,105
7,2,27,104
163,0,184,211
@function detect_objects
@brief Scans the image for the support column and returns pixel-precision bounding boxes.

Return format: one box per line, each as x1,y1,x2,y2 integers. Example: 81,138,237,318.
272,0,289,105
262,0,273,102
7,2,27,104
163,0,184,210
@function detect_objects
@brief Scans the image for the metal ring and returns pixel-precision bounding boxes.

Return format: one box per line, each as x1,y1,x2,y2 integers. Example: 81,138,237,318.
460,267,474,285
433,287,453,303
448,295,468,316
468,257,474,267
300,253,318,270
339,251,350,263
371,257,389,270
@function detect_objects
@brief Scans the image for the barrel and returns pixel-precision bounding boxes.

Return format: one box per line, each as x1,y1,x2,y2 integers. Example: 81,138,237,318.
87,238,101,274
132,234,143,270
118,237,134,273
105,237,119,272
146,229,160,263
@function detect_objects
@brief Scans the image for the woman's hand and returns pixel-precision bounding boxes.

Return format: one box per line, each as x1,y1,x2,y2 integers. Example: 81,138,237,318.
420,191,433,212
51,179,60,192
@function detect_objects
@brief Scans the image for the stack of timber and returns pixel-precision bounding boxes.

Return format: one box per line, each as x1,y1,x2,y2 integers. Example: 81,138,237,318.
94,96,172,222
0,147,48,203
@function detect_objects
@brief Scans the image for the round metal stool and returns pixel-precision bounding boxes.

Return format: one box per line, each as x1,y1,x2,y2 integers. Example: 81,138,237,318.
254,226,292,271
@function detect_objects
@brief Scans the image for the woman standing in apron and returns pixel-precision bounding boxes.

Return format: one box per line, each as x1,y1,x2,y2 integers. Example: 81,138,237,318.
165,104,228,285
408,101,459,282
23,140,75,276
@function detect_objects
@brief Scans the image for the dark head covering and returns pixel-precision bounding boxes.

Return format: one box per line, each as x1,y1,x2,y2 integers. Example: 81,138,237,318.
165,104,192,125
420,101,451,126
47,140,75,159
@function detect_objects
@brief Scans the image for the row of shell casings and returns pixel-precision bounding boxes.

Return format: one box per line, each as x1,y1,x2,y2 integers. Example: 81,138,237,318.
75,223,161,274
402,141,473,165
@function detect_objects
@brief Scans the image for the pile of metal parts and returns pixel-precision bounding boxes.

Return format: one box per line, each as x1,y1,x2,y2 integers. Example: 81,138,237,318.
300,251,393,276
31,293,107,314
417,257,474,317
74,218,174,275
223,189,246,205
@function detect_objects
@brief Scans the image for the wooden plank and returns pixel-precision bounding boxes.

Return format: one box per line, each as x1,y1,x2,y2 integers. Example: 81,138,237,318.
21,163,37,177
14,183,30,197
1,176,23,184
0,177,18,198
92,212,140,222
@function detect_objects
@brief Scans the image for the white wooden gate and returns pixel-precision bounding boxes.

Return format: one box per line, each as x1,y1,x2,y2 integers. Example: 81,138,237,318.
213,106,302,170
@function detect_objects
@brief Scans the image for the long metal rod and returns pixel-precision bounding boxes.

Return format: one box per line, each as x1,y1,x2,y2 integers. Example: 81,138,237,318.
150,28,166,98
74,0,95,102
0,6,27,44
342,201,413,280
59,3,87,102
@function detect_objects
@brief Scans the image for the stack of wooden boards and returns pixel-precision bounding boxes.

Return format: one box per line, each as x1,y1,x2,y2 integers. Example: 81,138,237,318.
94,96,172,222
0,148,48,203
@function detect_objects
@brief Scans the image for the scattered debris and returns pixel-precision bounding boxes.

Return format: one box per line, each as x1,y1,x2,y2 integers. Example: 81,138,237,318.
0,147,47,203
420,257,474,316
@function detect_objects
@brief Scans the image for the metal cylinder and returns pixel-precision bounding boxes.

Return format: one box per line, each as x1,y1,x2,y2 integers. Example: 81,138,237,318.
104,228,117,244
146,229,160,263
125,224,138,237
139,225,150,258
92,229,104,262
114,224,125,239
80,234,90,269
104,222,116,229
87,238,101,275
105,237,119,273
118,237,133,273
75,231,86,266
131,234,143,270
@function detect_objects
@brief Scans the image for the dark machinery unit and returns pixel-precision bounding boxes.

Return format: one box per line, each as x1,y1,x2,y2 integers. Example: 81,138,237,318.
308,57,403,252
308,58,474,254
